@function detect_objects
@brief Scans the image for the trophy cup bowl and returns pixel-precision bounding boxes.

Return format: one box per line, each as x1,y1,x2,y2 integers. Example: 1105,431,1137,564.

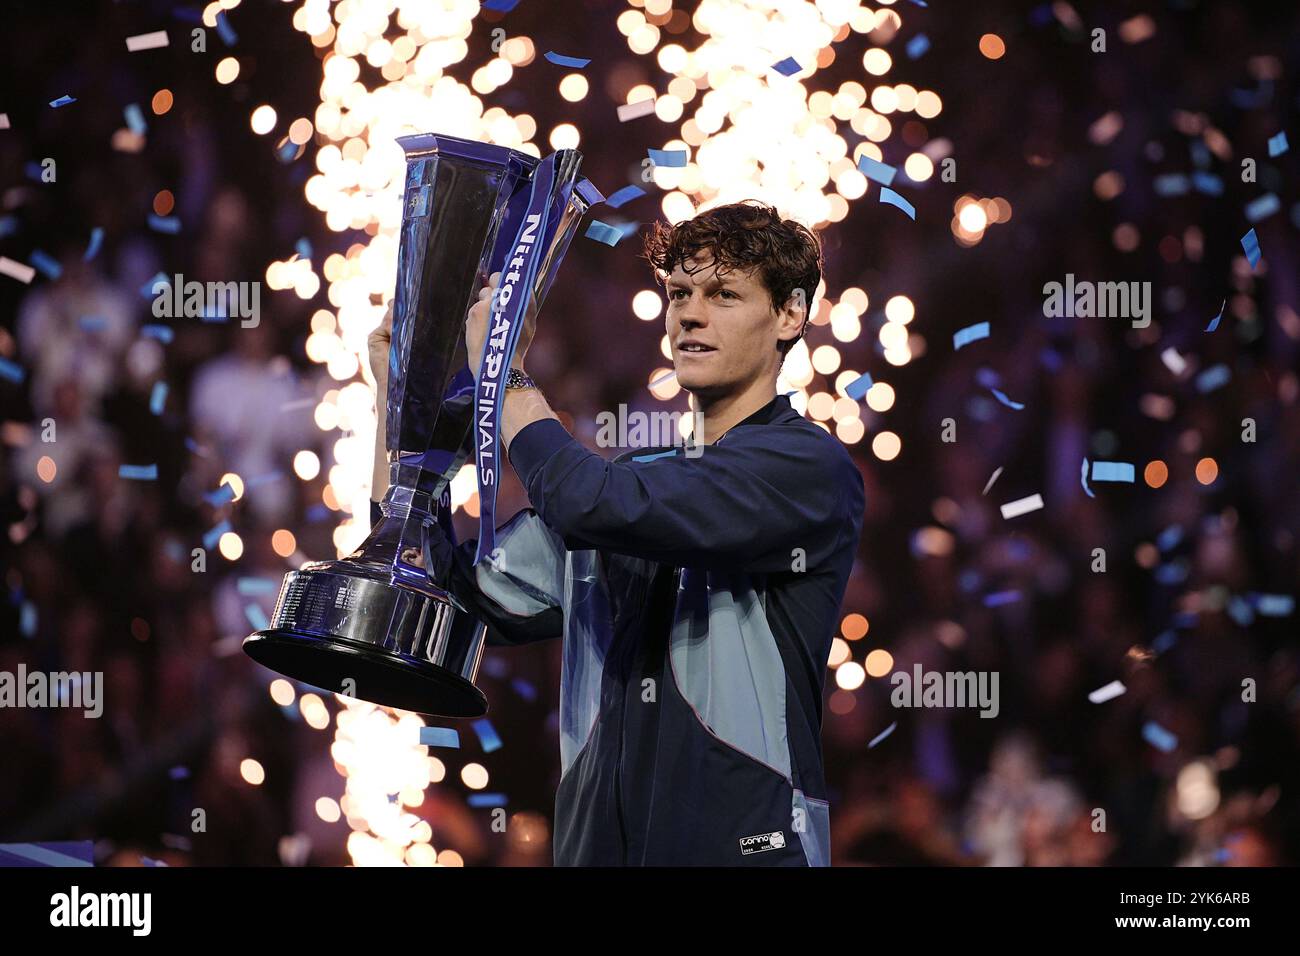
242,133,600,718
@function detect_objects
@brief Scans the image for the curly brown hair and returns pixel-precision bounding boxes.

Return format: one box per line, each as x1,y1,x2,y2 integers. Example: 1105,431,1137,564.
640,199,824,355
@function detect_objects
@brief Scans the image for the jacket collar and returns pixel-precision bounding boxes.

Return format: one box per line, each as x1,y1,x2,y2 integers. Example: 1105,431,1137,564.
728,392,798,430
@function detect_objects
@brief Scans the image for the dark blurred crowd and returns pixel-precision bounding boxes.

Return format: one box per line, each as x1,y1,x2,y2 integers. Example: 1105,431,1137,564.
2,2,1298,866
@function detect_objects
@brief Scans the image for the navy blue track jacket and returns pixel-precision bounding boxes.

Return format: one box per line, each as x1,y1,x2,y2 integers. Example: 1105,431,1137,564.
385,393,864,865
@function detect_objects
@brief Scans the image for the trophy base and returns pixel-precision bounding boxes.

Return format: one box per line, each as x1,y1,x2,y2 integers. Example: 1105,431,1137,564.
244,628,488,719
242,550,490,719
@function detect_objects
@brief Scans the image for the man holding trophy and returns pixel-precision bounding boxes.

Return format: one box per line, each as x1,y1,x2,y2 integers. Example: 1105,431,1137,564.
246,133,863,866
370,196,864,867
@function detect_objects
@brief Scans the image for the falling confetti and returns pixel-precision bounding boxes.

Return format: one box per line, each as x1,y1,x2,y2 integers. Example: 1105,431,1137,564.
879,186,916,220
125,31,169,52
868,722,897,749
1088,680,1126,704
1000,493,1044,519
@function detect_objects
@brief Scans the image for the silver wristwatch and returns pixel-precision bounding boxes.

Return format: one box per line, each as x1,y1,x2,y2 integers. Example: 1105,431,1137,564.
505,368,537,390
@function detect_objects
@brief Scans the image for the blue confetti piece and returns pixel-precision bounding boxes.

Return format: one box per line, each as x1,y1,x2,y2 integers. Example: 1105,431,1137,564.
909,0,928,6
24,161,44,182
1190,140,1211,169
1155,562,1188,585
1171,611,1199,629
0,357,28,383
169,765,190,780
0,216,18,239
141,324,174,343
215,10,238,45
184,436,210,457
906,34,930,59
467,792,507,808
989,387,1024,410
1268,131,1288,156
1244,193,1280,223
119,463,158,480
295,237,312,259
845,372,874,400
472,719,503,753
1080,457,1094,498
1090,460,1135,483
244,603,269,631
276,138,299,163
49,95,76,108
483,0,521,10
1156,525,1183,551
419,726,461,748
203,483,236,508
203,519,231,549
83,226,103,261
975,367,1001,388
868,721,897,749
953,321,989,350
1191,172,1222,196
983,589,1021,607
140,856,168,867
631,448,677,463
544,51,590,68
879,186,915,220
29,249,61,280
605,184,645,209
1142,721,1178,753
124,103,146,135
306,503,330,522
148,214,181,234
1240,228,1261,269
1151,630,1177,654
1195,363,1231,393
1226,596,1254,627
20,601,37,638
855,154,897,187
1205,298,1224,332
149,381,168,415
237,577,280,596
1153,174,1189,197
246,470,284,489
511,678,537,701
1250,593,1294,617
142,271,170,298
771,56,802,76
647,148,687,168
584,220,625,247
0,842,93,867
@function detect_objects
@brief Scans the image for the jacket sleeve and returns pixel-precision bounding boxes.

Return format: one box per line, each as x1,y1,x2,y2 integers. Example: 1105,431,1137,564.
506,418,860,573
370,499,565,647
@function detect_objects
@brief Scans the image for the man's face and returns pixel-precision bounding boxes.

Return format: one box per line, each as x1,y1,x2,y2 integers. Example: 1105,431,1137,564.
665,255,803,398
